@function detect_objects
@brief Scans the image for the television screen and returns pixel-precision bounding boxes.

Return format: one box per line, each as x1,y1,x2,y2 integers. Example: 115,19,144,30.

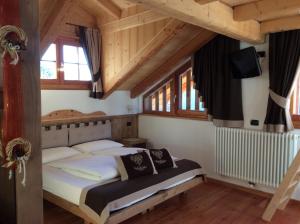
230,46,262,79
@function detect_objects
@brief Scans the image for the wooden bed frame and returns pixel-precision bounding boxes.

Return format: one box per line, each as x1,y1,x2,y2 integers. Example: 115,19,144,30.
41,110,204,224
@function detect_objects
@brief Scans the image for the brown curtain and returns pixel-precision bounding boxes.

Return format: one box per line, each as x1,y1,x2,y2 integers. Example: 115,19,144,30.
264,30,300,132
192,35,243,127
79,26,104,99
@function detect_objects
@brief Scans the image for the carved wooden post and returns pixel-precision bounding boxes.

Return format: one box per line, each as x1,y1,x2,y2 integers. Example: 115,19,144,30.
0,0,42,224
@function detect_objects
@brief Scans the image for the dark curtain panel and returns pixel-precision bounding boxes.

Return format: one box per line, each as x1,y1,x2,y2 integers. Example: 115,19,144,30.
264,30,300,132
192,35,243,127
79,26,104,99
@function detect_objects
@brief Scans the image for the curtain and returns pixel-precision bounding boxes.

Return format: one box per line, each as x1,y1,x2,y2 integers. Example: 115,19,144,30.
264,30,300,132
79,26,104,99
192,35,243,127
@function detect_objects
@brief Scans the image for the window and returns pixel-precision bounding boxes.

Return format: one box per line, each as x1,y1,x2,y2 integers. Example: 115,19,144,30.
40,38,91,90
143,63,207,120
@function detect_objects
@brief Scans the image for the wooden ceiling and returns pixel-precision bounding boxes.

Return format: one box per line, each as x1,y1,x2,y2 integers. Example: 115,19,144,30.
39,0,300,98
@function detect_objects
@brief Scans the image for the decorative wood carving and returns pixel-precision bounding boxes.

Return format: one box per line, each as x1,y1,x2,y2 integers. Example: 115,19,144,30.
41,109,138,141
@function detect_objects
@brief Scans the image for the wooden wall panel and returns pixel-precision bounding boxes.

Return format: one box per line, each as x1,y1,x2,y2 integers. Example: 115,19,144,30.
101,5,170,92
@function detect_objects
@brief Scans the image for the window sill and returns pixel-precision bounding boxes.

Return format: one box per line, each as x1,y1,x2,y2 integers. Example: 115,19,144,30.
41,81,90,90
142,111,208,121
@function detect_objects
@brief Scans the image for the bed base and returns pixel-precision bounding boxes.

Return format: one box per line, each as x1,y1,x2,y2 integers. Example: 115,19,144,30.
43,177,203,224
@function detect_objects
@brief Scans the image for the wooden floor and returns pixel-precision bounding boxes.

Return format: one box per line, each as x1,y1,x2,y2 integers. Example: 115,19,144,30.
44,182,300,224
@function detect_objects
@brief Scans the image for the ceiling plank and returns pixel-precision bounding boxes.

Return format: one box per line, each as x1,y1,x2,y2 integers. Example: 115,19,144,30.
261,15,300,34
130,29,216,98
195,0,218,4
103,19,186,98
127,0,264,43
102,10,169,33
234,0,300,22
83,0,122,19
40,0,76,55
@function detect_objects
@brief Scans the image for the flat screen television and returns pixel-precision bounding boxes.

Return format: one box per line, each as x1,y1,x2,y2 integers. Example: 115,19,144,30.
230,46,262,79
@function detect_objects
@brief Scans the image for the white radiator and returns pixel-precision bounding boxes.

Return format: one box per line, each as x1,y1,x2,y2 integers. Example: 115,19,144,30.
216,128,299,187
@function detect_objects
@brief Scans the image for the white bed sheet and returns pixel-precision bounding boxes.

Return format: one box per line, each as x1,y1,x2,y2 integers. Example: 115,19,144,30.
43,146,198,212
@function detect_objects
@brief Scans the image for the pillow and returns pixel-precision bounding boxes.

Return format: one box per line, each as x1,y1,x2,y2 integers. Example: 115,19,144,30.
42,147,81,164
72,140,124,153
116,151,157,181
149,148,177,170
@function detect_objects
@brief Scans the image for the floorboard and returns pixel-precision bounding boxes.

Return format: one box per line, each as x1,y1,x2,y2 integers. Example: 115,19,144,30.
44,182,300,224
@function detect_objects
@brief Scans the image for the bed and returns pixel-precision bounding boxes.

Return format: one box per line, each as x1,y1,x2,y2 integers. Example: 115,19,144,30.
41,110,205,224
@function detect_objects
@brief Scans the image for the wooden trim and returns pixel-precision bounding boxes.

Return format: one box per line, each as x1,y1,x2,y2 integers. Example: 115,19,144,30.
41,81,90,90
44,177,203,224
40,37,92,90
142,111,208,121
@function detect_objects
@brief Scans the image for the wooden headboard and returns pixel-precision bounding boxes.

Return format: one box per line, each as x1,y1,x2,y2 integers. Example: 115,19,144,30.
42,110,107,126
41,109,138,140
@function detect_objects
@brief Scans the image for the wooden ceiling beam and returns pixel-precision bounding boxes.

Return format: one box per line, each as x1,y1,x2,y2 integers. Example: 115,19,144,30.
234,0,300,22
127,0,264,43
130,29,216,98
40,0,76,56
194,0,218,4
103,19,186,98
102,10,169,33
261,15,300,34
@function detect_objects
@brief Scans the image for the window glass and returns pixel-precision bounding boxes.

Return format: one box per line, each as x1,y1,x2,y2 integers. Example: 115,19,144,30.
159,90,163,111
181,74,187,110
40,44,57,79
166,83,171,112
151,95,156,111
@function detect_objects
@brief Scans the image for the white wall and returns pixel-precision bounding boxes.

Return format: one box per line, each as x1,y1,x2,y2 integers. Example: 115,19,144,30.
138,38,300,199
41,90,140,116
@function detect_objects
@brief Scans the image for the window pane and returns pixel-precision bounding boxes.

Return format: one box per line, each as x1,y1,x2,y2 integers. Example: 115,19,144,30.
64,63,79,80
166,83,171,112
199,96,205,112
190,79,196,110
40,61,57,79
63,45,79,63
79,65,91,81
79,47,88,64
151,95,156,111
159,90,163,111
42,44,56,61
181,75,187,110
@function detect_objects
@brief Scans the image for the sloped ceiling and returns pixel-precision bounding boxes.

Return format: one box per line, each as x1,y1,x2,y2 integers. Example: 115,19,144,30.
40,0,300,98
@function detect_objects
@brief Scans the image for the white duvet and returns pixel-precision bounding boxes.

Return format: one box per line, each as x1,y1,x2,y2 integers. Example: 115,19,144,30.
47,147,145,181
48,154,119,181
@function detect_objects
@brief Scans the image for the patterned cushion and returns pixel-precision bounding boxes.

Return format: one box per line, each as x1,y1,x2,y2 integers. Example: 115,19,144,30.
116,151,157,181
149,148,177,170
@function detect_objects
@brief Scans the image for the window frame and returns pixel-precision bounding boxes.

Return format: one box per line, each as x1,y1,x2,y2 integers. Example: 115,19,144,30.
143,61,208,120
41,37,91,90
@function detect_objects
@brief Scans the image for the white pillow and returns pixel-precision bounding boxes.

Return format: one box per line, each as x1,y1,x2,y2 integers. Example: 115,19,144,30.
42,147,81,164
72,140,124,153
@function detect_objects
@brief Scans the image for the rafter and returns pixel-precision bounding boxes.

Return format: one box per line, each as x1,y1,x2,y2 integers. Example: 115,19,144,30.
127,0,264,43
194,0,218,4
102,10,169,33
261,15,300,34
130,29,216,98
234,0,300,22
103,19,186,98
40,0,76,55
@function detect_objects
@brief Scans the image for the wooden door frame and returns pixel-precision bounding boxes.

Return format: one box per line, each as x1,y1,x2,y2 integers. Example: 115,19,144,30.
0,0,43,224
